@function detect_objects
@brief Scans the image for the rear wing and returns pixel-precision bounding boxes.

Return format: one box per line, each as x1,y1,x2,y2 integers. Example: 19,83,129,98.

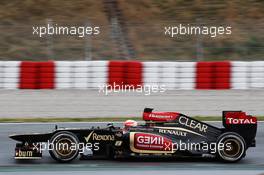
223,111,257,147
223,111,257,126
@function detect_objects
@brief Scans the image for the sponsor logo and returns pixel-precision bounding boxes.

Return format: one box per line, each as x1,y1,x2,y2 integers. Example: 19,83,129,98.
16,150,33,157
226,117,257,124
158,128,187,136
132,132,173,153
149,113,175,119
137,134,164,145
84,131,114,142
225,112,257,124
155,127,205,137
179,116,208,133
115,141,123,146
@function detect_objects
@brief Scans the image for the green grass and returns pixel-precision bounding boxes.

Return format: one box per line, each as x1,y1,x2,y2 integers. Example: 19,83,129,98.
0,116,263,123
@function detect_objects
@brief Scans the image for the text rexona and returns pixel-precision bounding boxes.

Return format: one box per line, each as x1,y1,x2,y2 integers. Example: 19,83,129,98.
85,132,114,142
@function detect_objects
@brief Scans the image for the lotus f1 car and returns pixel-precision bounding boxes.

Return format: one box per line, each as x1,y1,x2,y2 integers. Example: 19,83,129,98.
10,108,257,163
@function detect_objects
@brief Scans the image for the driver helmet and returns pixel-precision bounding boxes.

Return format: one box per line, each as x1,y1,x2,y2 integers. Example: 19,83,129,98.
123,120,138,132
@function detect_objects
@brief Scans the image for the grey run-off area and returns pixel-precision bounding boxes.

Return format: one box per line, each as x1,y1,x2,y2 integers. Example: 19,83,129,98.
0,90,264,118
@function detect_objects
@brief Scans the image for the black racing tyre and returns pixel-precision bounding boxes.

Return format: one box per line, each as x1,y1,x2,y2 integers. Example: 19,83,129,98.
216,132,246,163
49,131,79,163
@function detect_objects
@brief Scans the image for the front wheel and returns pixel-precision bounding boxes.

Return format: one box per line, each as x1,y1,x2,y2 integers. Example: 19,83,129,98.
49,131,80,163
216,132,246,163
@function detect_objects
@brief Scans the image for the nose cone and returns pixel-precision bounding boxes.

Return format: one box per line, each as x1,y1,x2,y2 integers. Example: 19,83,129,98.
9,134,22,141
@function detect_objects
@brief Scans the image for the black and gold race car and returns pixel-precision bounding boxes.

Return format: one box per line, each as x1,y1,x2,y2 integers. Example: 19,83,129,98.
10,108,257,163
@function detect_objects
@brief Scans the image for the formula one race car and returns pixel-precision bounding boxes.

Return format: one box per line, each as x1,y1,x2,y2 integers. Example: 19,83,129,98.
10,108,257,163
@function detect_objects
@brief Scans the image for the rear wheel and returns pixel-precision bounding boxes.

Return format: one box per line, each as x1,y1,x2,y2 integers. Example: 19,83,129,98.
49,131,79,163
216,132,246,162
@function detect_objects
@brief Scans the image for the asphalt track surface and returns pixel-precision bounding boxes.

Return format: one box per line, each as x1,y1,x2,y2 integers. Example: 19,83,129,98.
0,90,264,118
0,122,263,175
